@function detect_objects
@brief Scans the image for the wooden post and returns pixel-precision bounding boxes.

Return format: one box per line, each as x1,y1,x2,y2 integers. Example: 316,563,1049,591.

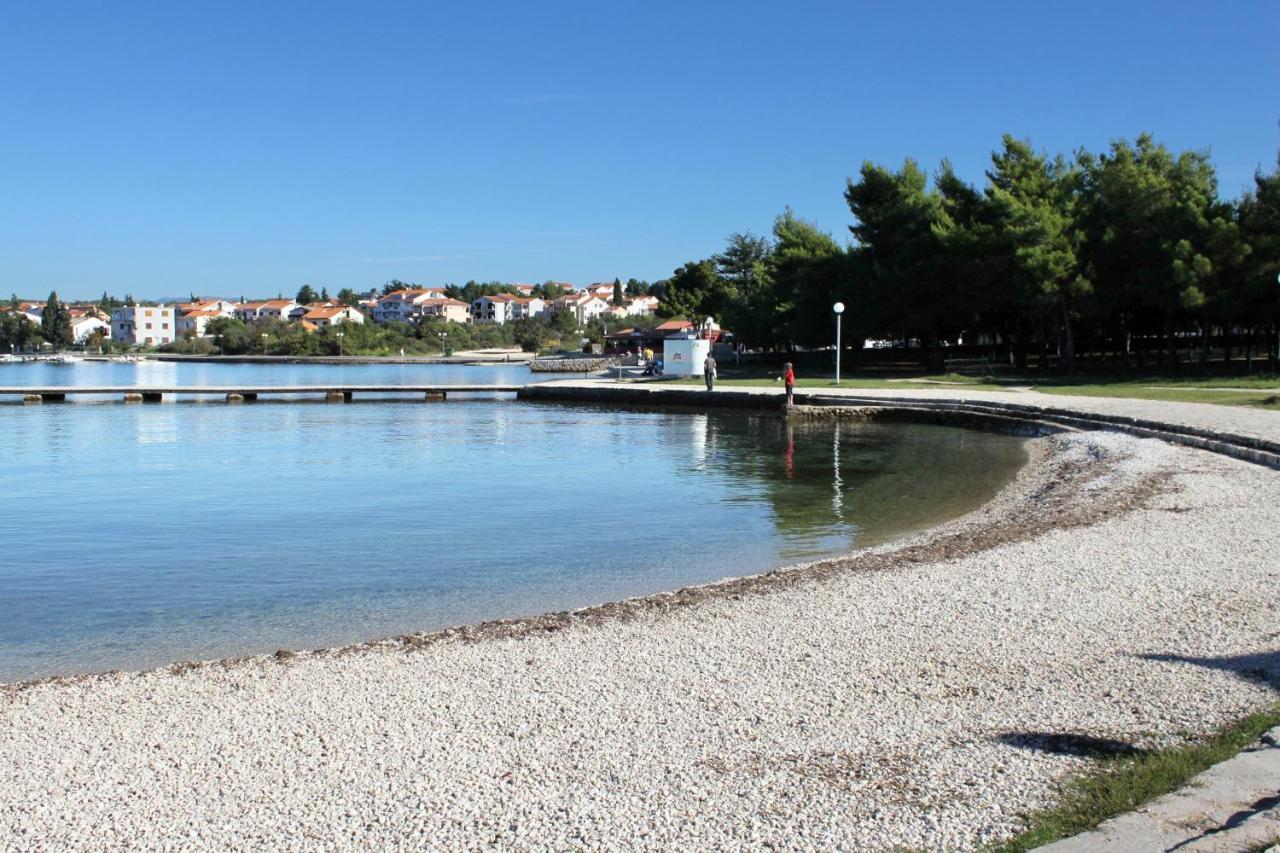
141,392,163,403
39,392,66,402
226,392,244,403
424,391,446,401
325,391,345,403
123,393,144,403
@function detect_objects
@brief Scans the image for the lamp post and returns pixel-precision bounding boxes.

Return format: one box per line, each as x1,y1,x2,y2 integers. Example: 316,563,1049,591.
439,331,447,356
336,331,344,357
260,333,268,355
833,302,845,384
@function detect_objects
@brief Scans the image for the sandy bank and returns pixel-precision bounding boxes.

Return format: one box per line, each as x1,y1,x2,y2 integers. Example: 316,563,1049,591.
2,430,1278,850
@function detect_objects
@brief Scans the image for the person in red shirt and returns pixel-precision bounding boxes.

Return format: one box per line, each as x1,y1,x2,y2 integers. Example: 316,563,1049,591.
782,362,795,406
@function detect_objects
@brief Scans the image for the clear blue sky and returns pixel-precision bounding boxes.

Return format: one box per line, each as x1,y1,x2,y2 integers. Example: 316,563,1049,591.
2,0,1277,301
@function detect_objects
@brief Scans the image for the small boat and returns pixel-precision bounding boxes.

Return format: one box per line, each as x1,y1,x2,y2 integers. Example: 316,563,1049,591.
45,354,84,365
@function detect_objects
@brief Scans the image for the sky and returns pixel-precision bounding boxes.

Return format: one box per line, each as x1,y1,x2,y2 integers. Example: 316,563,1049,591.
1,0,1277,301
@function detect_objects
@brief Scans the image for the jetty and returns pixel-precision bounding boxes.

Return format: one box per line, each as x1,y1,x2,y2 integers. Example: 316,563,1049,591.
1,385,521,403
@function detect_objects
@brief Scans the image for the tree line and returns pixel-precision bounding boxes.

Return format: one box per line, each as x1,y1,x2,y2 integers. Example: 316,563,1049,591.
0,292,87,352
655,134,1280,371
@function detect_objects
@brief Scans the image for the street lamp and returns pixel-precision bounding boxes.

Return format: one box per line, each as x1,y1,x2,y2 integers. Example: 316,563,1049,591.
260,333,268,355
833,302,845,385
439,331,447,356
336,330,344,357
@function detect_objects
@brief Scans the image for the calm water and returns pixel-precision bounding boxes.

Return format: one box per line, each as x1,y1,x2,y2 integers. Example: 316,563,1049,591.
0,358,540,388
0,364,1027,683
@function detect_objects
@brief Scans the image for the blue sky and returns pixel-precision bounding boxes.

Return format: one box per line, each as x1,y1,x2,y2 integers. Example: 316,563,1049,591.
1,0,1277,300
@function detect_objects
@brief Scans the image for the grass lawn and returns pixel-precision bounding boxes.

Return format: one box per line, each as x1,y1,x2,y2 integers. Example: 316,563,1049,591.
991,703,1280,851
1027,374,1280,408
1032,384,1280,408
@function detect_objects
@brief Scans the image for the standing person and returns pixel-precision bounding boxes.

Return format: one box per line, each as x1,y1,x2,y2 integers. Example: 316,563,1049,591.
782,362,795,406
703,352,717,391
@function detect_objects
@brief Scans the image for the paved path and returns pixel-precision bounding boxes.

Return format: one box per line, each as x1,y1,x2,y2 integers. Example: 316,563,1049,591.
1043,726,1280,852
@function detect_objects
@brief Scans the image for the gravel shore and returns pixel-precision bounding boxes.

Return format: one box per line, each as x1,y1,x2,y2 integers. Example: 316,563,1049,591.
3,430,1278,850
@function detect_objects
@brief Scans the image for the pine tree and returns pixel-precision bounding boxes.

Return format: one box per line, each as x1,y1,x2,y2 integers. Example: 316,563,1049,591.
41,291,73,349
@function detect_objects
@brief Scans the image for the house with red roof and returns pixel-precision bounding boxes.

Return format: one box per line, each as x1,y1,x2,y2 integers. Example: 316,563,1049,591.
373,288,449,324
416,297,471,324
303,305,365,327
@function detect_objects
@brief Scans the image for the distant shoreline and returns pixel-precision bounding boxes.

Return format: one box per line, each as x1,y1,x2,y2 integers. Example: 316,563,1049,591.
142,352,536,366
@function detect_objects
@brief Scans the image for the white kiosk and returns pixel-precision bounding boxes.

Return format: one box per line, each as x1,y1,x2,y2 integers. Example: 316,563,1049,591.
662,336,711,377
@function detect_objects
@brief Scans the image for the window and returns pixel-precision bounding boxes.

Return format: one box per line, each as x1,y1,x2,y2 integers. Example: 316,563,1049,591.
145,323,152,329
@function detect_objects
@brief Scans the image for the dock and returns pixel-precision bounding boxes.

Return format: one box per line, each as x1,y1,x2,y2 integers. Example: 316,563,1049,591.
1,385,522,403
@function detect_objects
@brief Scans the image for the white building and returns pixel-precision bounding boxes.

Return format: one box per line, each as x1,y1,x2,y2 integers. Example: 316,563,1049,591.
510,296,545,320
250,300,299,322
177,299,238,316
112,306,176,346
585,282,619,299
417,297,472,324
625,295,659,315
303,305,365,327
176,300,237,337
234,302,267,322
374,289,448,324
662,337,711,377
70,315,110,344
575,295,610,324
471,294,519,324
546,292,610,325
176,309,222,337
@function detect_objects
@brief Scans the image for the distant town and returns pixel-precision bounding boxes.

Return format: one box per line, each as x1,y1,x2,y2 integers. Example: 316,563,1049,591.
0,279,700,358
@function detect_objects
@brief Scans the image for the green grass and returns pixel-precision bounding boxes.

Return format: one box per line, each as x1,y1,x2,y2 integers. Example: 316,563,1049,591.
1029,377,1280,408
990,703,1280,852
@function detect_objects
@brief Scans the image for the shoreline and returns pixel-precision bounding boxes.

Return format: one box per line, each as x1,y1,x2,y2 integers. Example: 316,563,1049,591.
3,426,1051,693
3,399,1278,849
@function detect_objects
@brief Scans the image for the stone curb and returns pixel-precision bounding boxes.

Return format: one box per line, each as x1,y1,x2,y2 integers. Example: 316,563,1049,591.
1041,725,1280,852
515,384,1280,469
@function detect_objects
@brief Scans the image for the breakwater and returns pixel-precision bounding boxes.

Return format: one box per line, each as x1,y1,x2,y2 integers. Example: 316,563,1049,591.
528,357,619,372
517,382,1280,468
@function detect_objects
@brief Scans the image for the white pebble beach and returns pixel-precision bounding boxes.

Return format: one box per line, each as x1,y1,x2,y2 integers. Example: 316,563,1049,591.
3,427,1278,850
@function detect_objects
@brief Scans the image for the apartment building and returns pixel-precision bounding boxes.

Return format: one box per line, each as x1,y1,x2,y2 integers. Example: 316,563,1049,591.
416,298,472,324
373,289,448,324
112,306,176,346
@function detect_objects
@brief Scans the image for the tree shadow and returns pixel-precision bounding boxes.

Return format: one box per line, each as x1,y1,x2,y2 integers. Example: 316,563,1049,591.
995,731,1149,758
1138,649,1280,690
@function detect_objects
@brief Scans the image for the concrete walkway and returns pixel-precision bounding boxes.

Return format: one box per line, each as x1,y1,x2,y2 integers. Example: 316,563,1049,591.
1043,726,1280,852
